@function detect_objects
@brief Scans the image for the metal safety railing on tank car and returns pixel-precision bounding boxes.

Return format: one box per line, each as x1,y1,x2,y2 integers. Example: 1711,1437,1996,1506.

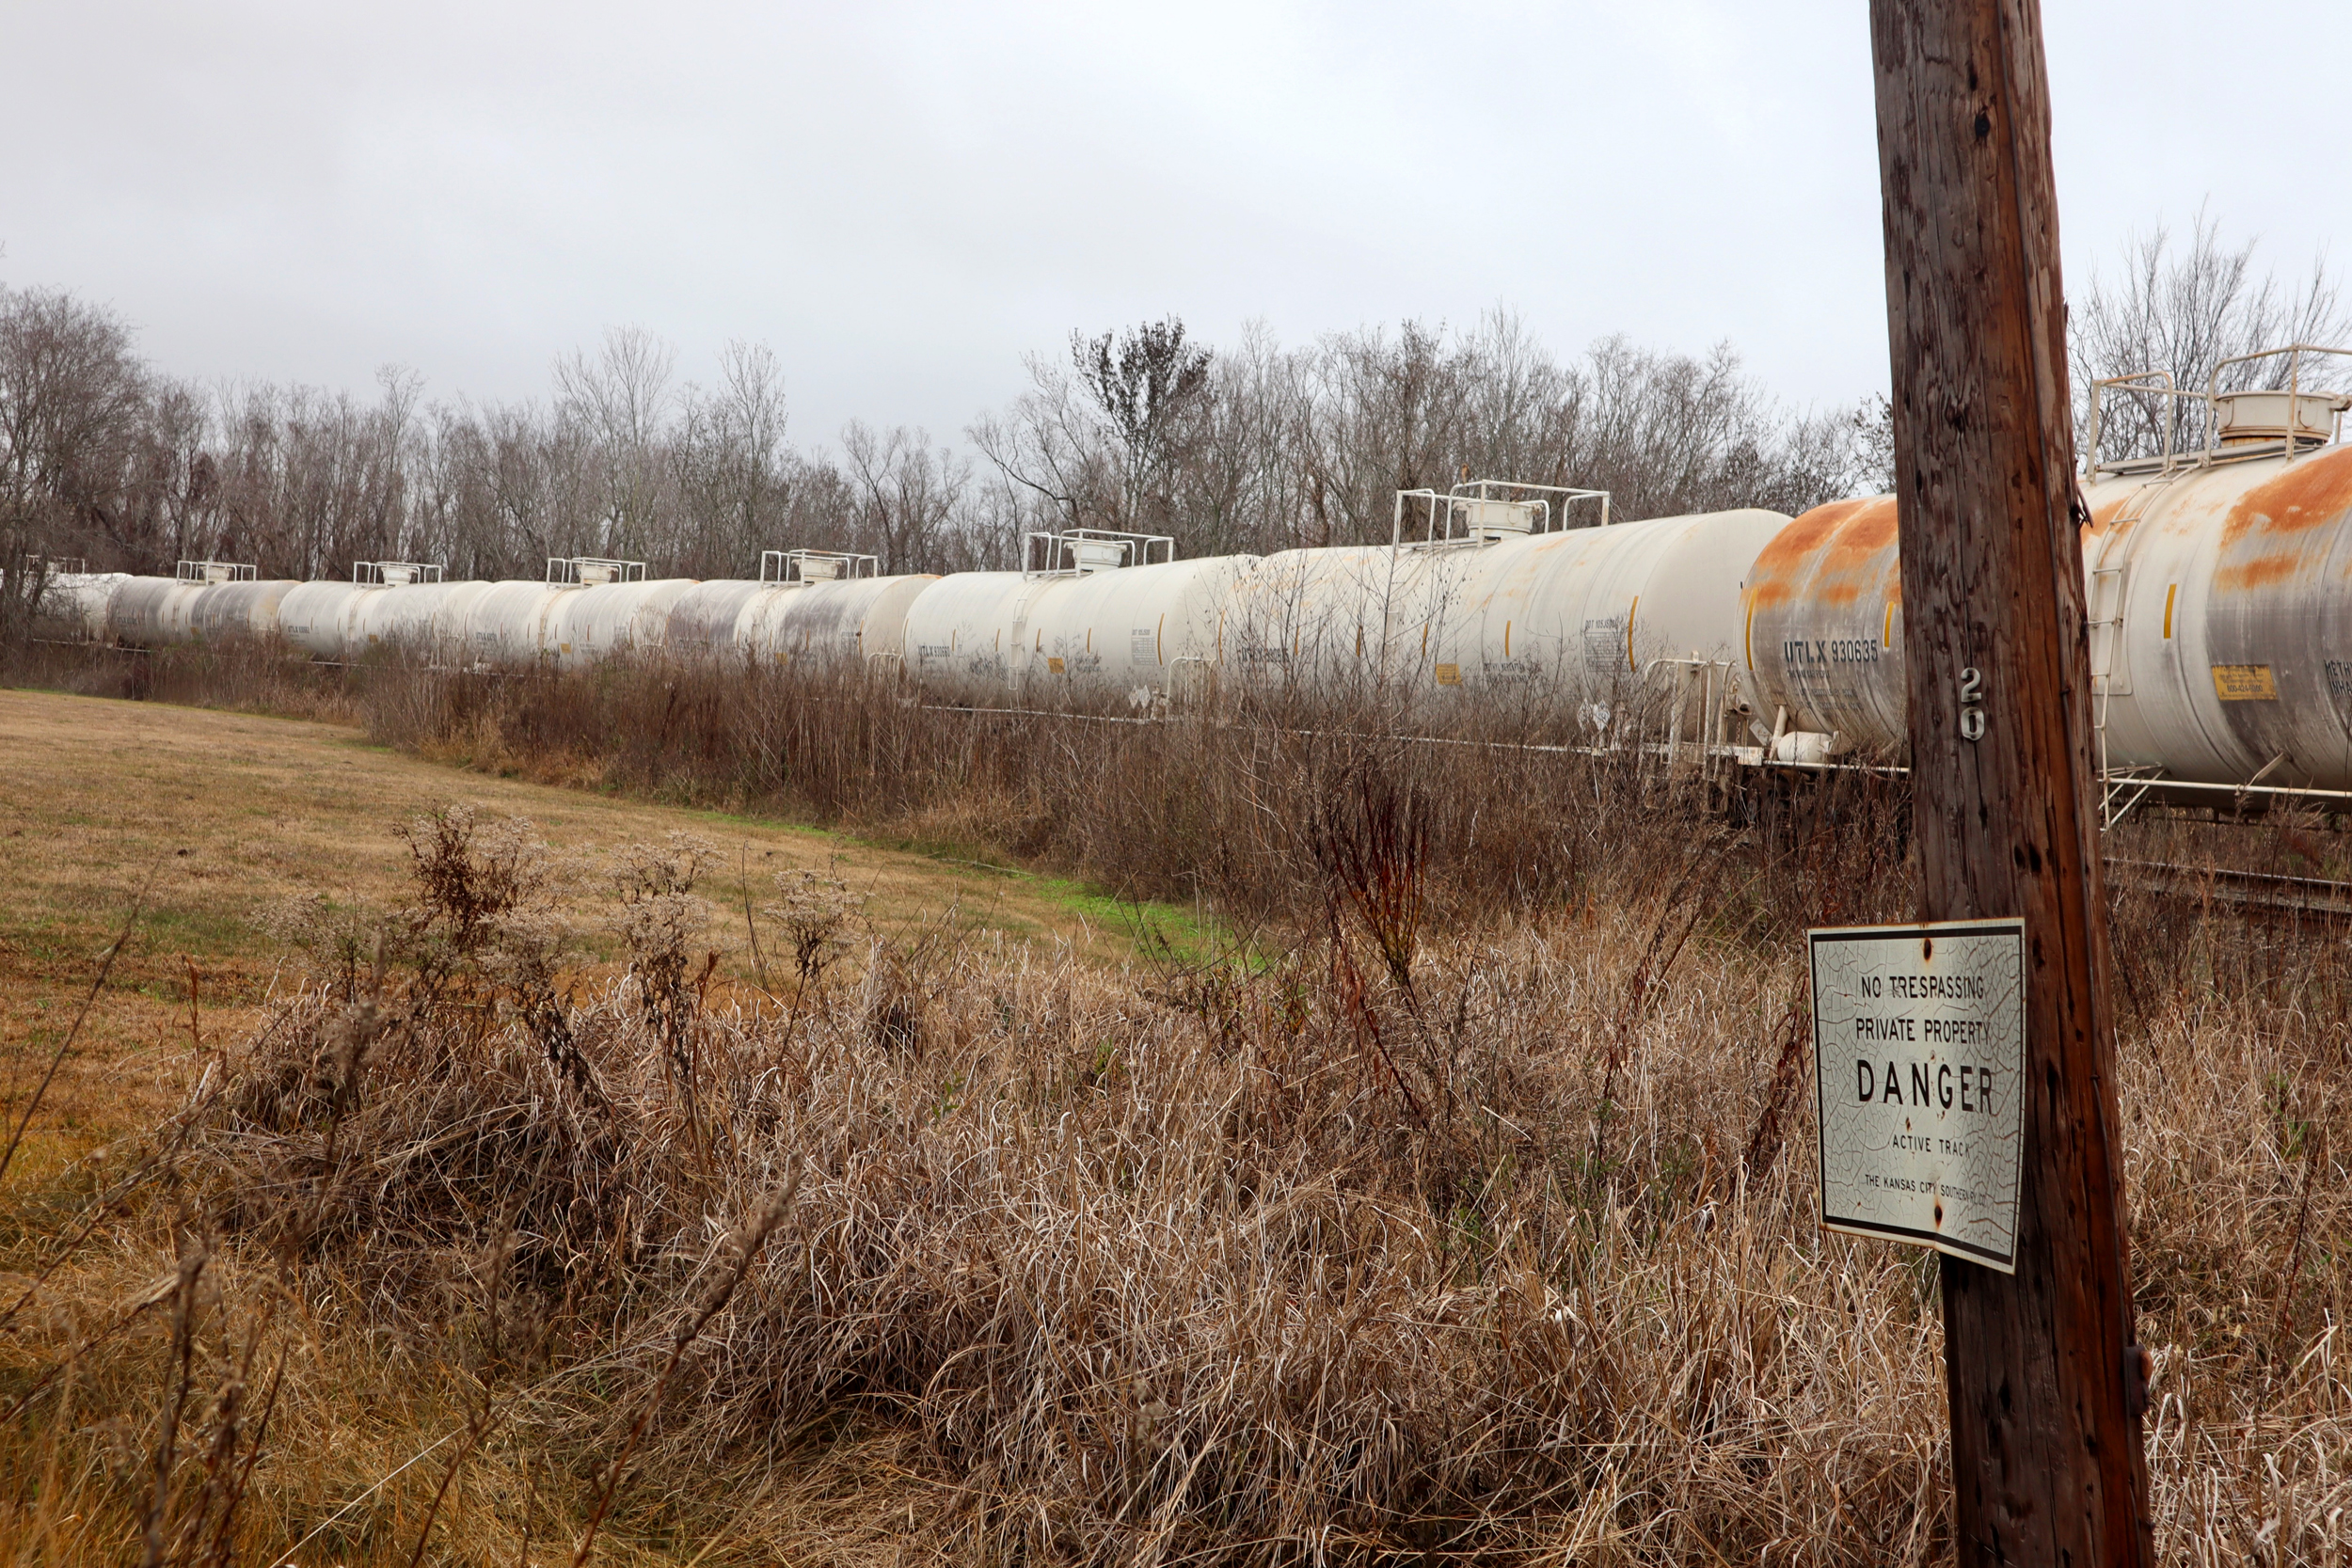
546,556,647,586
761,549,878,584
352,561,445,585
1022,529,1176,579
1391,478,1609,549
2085,343,2352,481
175,561,256,583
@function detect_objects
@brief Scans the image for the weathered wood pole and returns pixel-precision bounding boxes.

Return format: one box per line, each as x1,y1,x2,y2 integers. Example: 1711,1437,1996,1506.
1867,1,2153,1563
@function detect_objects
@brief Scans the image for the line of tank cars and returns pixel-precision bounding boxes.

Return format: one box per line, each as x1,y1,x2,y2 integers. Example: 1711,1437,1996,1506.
38,362,2352,799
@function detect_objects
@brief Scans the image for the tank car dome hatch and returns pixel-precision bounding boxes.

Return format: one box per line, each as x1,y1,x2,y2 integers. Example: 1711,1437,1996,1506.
1394,479,1610,550
176,560,257,585
547,556,647,587
353,561,446,586
2213,390,2349,450
761,548,878,584
1023,528,1176,578
1445,498,1541,540
2088,343,2352,480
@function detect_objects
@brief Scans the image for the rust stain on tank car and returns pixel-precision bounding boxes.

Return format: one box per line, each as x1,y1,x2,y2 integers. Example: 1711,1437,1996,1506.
1748,497,1898,609
2216,552,2309,592
1803,498,1898,608
2087,491,2134,529
2210,450,2352,593
2218,446,2352,548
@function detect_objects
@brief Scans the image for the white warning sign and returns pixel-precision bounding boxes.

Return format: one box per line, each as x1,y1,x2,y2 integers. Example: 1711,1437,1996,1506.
1808,918,2026,1273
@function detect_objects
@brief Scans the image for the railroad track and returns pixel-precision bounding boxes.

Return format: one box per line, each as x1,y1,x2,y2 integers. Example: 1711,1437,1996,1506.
2105,858,2352,918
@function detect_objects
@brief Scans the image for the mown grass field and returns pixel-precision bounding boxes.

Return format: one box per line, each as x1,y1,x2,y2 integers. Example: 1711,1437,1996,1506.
0,688,1213,1207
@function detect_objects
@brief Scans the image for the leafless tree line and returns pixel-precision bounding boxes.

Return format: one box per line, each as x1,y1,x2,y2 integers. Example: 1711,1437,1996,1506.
8,215,2340,621
0,310,977,593
973,311,1874,559
0,293,1878,599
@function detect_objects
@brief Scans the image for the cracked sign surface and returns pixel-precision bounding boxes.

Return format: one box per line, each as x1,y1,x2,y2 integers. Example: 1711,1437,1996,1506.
1809,919,2026,1273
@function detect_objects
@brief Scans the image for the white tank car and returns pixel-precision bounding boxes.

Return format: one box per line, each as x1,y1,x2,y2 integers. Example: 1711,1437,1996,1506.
183,578,305,641
278,582,373,658
745,574,937,668
1219,544,1487,701
900,571,1054,700
666,580,777,659
464,581,574,667
105,575,215,645
33,573,130,641
1438,508,1791,717
347,581,496,659
542,579,697,669
1018,556,1260,705
2082,436,2352,789
1741,404,2352,785
1740,496,1908,759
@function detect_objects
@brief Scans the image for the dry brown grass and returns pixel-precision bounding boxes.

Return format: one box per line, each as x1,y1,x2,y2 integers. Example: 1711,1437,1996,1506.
0,683,1211,1178
5,648,2350,1565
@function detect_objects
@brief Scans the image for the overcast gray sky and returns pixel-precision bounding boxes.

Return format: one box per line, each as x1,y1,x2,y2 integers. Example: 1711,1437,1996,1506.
3,2,2344,446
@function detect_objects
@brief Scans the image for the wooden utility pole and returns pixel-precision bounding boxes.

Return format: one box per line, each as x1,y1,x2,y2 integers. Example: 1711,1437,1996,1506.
1867,1,2153,1564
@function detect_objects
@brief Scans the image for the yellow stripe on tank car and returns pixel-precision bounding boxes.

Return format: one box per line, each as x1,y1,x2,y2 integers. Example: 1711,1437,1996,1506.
2163,584,2177,640
1156,612,1164,665
1627,596,1639,672
1504,620,1511,657
1883,600,1895,649
1744,599,1756,672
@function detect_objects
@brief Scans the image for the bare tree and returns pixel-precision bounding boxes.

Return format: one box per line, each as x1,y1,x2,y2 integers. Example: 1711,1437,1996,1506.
1169,321,1311,558
1074,317,1211,531
674,341,794,576
0,286,151,632
555,325,676,560
840,422,969,573
969,355,1118,537
423,399,589,579
196,367,424,578
971,316,1212,543
2073,209,2350,463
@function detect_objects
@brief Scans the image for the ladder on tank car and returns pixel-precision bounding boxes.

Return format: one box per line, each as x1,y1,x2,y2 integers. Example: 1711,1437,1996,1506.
2085,475,2173,825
